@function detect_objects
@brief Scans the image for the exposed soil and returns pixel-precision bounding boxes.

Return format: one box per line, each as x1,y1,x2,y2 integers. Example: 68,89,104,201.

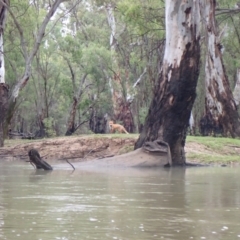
0,136,138,162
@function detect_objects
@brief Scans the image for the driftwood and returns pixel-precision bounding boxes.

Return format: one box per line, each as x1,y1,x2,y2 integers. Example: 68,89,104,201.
28,149,53,170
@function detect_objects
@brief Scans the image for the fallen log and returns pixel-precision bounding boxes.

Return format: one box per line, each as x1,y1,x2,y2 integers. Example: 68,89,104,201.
28,149,53,170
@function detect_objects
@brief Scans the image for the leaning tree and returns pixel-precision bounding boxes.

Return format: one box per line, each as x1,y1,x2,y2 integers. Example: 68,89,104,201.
200,0,240,137
135,0,201,166
0,0,72,147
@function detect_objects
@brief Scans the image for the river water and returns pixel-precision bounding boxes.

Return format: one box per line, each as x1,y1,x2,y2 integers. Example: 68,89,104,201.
0,160,240,240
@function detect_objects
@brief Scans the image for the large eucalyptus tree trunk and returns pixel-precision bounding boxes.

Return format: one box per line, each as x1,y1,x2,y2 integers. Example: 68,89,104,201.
201,0,240,137
0,1,8,147
135,0,201,166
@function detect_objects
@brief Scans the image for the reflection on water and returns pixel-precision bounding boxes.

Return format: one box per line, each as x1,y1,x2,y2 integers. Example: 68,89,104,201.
0,161,240,240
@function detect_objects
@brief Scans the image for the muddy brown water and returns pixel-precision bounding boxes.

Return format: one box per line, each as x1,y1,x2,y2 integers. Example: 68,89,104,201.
0,160,240,240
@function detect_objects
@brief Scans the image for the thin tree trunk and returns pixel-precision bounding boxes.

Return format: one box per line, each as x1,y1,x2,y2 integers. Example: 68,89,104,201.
65,97,78,136
105,3,134,132
0,83,8,146
233,68,240,106
135,0,201,166
189,111,195,135
201,0,240,137
0,1,7,147
65,72,88,136
0,1,6,84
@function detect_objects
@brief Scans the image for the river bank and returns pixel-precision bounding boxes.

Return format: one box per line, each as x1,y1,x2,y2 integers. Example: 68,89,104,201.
1,134,240,166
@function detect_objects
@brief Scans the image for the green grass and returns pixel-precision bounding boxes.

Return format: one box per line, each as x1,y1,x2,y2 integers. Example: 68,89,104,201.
187,136,240,149
187,153,240,164
186,136,240,164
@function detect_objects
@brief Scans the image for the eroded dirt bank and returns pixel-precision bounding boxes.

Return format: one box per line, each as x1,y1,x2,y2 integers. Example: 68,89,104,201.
0,135,138,162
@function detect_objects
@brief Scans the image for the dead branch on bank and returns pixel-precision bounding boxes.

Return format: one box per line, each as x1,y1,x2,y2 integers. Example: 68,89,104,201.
65,159,75,170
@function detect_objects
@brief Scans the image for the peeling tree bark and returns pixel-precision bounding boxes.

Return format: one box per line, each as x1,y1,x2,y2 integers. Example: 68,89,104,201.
201,0,240,137
135,0,201,166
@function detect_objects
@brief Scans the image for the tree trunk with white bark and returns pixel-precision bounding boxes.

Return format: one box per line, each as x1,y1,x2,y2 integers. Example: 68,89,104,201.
201,0,240,137
135,0,201,166
0,1,7,147
233,69,240,106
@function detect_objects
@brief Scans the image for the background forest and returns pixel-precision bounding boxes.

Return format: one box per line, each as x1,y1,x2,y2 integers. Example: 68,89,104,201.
3,0,240,138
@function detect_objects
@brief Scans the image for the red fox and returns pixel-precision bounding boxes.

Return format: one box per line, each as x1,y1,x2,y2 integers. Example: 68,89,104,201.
109,121,129,134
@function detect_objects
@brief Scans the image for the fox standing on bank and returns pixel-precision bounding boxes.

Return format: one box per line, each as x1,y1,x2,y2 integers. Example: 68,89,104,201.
109,121,129,134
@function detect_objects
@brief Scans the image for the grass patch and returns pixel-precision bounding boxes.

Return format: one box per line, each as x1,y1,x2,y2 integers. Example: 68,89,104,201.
187,153,240,164
186,136,240,164
187,136,240,151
